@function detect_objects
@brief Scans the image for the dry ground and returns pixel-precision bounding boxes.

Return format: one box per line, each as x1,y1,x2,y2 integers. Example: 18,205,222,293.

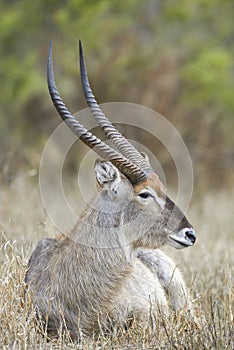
0,173,233,349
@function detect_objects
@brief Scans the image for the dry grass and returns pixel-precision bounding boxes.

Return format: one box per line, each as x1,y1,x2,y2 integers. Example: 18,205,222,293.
0,173,233,349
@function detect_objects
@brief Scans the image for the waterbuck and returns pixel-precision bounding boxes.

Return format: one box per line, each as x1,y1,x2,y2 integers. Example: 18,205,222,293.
25,41,196,339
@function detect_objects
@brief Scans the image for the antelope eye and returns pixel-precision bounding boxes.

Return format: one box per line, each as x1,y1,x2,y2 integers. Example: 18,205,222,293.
138,191,151,199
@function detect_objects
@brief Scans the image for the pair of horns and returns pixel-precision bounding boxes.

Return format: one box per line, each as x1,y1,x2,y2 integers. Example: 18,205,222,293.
47,40,154,184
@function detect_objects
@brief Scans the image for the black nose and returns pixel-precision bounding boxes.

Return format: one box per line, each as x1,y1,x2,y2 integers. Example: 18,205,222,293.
185,229,196,244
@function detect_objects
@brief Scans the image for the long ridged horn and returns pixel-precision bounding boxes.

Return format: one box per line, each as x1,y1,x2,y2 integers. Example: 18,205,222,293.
78,40,153,175
47,41,148,184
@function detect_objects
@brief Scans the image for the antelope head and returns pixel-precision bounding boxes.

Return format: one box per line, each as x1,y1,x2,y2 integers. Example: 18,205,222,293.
47,40,196,250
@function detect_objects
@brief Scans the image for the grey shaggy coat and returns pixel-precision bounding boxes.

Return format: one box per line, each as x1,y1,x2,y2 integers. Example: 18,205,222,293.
25,161,194,339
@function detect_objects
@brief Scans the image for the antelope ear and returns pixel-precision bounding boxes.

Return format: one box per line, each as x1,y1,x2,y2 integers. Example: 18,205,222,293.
95,160,121,191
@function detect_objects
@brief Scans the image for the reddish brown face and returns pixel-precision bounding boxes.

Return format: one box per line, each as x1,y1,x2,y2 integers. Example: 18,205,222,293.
133,173,196,249
134,173,165,197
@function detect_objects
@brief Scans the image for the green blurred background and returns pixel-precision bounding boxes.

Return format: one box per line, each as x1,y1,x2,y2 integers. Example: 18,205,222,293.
0,0,233,192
